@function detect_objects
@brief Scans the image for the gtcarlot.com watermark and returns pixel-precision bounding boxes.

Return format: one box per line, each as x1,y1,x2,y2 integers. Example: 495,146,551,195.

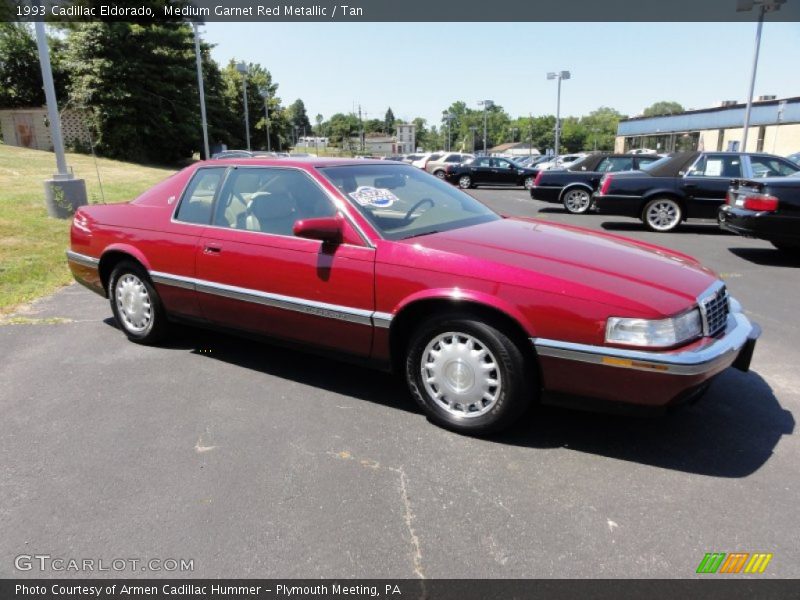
15,554,194,573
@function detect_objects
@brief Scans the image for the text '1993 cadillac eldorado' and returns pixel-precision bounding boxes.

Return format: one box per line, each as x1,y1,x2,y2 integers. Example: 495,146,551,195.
67,159,760,434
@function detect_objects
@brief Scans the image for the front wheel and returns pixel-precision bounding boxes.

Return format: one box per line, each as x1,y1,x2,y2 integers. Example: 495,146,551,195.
109,261,168,344
405,315,534,435
562,188,593,214
458,175,473,189
642,197,682,232
434,170,446,179
523,176,535,190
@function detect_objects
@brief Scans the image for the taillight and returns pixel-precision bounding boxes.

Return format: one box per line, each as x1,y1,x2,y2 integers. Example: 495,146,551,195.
533,171,543,186
599,175,613,196
742,193,779,212
725,191,733,205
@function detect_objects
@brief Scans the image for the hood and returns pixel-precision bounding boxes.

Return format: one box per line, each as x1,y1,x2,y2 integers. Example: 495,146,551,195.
405,217,718,317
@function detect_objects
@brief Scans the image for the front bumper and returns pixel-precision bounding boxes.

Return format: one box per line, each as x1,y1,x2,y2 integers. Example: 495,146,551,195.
532,309,760,408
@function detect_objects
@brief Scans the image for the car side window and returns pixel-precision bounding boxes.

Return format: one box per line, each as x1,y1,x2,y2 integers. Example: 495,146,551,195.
445,154,461,163
474,157,491,168
212,168,336,237
637,157,659,169
686,155,741,178
749,156,799,178
597,157,634,172
175,167,227,225
495,159,512,169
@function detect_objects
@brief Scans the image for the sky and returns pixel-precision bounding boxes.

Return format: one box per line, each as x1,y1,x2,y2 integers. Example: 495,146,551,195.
203,21,800,127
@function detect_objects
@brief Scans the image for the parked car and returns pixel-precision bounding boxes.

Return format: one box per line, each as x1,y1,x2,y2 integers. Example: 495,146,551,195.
67,158,760,435
443,156,541,189
411,152,443,169
514,155,548,168
785,151,800,166
425,152,475,178
593,151,800,232
718,173,800,254
211,150,254,159
530,153,663,214
628,148,658,155
535,153,588,171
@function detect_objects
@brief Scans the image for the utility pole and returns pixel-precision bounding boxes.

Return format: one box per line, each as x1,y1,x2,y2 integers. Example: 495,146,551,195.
547,71,571,161
358,104,364,153
236,62,250,151
477,100,494,155
192,23,210,160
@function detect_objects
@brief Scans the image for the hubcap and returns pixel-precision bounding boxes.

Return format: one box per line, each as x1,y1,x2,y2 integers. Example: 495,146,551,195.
647,200,679,230
524,177,534,189
435,171,445,179
115,273,152,333
420,332,501,418
459,176,471,188
564,189,591,213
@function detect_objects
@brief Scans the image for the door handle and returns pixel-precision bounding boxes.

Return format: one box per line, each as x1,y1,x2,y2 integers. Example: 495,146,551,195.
683,183,696,189
203,244,222,254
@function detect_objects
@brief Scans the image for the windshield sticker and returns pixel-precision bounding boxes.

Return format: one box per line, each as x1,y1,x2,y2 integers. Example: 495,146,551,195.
349,186,398,208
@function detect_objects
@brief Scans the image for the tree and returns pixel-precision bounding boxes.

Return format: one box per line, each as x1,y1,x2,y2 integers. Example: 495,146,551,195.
314,113,323,136
64,21,199,164
580,106,626,151
0,23,68,109
642,101,684,117
384,107,395,135
286,98,312,140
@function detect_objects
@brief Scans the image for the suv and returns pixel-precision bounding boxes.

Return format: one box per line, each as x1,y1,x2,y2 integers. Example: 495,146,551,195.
425,153,475,178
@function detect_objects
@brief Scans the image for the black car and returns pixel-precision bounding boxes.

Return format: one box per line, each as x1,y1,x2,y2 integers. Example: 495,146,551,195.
530,153,663,214
593,151,799,232
443,156,540,190
718,174,800,254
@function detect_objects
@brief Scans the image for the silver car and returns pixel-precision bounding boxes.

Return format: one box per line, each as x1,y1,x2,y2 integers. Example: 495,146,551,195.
425,152,475,178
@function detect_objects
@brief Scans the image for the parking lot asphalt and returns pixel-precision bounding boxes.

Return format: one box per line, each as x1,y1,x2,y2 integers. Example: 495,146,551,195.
1,189,798,579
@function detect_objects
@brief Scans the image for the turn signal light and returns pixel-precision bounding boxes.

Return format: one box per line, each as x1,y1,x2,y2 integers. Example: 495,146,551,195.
743,194,779,212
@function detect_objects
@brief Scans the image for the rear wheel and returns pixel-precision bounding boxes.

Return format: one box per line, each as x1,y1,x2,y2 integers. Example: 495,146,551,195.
109,261,167,344
434,170,446,179
523,176,535,190
458,175,473,189
405,315,534,435
562,187,593,214
642,197,682,232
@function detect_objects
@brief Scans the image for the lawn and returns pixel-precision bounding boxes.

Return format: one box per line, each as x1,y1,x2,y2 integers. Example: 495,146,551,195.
0,144,176,314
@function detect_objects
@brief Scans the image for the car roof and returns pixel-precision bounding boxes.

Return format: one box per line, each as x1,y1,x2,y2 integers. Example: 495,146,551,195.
199,157,390,169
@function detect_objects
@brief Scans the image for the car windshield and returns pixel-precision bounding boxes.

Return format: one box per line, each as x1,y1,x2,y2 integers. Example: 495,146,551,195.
318,164,500,240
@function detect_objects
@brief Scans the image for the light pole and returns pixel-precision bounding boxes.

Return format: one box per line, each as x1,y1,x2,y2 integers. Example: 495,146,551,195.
258,86,271,152
737,0,784,152
236,62,250,151
547,70,570,161
442,112,454,151
192,22,210,160
510,127,519,143
469,126,478,153
477,100,493,155
34,21,87,218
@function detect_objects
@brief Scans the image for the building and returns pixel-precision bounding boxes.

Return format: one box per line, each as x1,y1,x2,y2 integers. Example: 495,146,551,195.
0,106,92,151
395,123,416,154
349,134,396,156
487,142,540,157
616,96,800,155
295,136,329,150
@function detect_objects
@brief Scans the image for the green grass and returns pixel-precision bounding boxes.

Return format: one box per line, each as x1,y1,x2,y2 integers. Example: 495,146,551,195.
0,144,176,314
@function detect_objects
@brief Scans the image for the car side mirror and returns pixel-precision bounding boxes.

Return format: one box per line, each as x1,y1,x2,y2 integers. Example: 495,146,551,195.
293,216,343,244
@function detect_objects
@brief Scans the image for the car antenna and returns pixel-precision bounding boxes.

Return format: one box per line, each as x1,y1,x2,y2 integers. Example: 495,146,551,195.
63,99,106,204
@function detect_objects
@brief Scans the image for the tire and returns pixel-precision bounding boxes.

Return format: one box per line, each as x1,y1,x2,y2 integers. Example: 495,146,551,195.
458,175,473,189
523,176,535,190
562,187,593,214
642,197,682,232
405,314,535,435
109,260,168,344
434,170,446,179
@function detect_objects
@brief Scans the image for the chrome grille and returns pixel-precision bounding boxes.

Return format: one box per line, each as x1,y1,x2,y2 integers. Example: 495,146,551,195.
699,284,730,337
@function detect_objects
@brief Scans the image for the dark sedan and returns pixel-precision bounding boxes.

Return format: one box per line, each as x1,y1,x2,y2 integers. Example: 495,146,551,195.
718,174,800,254
530,153,662,214
593,151,799,232
443,156,540,190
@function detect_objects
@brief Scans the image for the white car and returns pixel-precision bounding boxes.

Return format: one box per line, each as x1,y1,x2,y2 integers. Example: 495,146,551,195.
628,148,658,155
536,153,587,171
411,152,443,169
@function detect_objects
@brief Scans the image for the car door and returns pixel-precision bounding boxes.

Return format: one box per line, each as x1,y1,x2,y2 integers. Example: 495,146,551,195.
194,166,376,356
681,153,743,218
154,166,228,320
467,156,493,184
492,158,516,185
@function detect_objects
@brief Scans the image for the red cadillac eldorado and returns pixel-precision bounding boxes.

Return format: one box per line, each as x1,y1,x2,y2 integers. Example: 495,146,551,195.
67,158,760,434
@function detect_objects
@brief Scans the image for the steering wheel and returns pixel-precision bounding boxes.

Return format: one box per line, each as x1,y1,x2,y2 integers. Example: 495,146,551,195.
404,197,434,221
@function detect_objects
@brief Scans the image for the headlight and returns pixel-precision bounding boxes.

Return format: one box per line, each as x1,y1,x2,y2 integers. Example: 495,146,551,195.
606,309,702,348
